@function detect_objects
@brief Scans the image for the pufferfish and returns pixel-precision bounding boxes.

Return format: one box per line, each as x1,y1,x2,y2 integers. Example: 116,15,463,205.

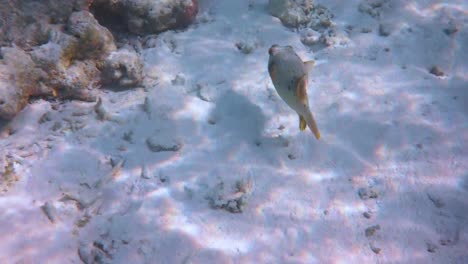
268,44,321,139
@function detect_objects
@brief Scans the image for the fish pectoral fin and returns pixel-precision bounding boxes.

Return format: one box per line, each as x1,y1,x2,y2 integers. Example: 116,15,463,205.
299,115,307,131
304,60,315,73
297,75,308,104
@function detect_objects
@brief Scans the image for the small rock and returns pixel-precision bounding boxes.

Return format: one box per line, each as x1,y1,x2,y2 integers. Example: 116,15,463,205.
370,244,381,254
172,74,186,86
206,178,253,213
77,244,94,264
358,187,379,200
41,201,57,223
109,156,125,168
322,28,350,47
307,4,334,31
78,241,111,264
427,242,437,253
76,215,91,228
196,83,217,102
51,121,63,131
300,28,321,46
361,27,372,33
439,239,453,246
208,118,217,125
39,112,53,124
378,23,392,37
123,130,134,143
101,49,143,88
443,21,459,36
1,157,18,189
59,193,87,210
236,178,254,194
365,225,381,237
363,211,372,219
146,136,182,152
59,61,100,101
235,41,256,54
94,97,111,121
426,193,445,208
95,157,125,188
141,165,151,179
288,153,297,160
30,42,70,70
268,0,314,27
358,1,384,18
142,97,152,118
429,66,444,77
159,172,170,183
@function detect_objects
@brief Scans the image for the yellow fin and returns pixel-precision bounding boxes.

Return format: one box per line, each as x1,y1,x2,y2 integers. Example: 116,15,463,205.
308,111,321,140
304,60,315,73
297,75,309,104
299,115,307,131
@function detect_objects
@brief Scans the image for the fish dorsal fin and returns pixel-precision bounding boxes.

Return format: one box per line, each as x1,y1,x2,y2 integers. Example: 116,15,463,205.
304,60,315,73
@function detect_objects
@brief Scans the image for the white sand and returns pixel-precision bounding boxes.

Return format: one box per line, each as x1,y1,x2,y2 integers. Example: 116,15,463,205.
1,0,467,263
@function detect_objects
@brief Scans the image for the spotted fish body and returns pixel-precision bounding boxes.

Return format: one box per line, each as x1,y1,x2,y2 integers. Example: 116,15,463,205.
268,45,320,139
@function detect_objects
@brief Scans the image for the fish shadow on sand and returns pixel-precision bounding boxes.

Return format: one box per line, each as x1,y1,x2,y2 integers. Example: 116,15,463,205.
208,89,266,147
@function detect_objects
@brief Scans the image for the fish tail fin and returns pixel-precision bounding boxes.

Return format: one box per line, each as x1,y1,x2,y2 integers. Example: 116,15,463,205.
304,110,320,140
299,115,307,131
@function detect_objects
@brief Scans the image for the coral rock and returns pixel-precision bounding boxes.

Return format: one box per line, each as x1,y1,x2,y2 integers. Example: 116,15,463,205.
67,11,117,60
0,47,48,119
0,64,23,120
91,0,199,35
0,0,91,48
101,49,143,88
268,0,314,27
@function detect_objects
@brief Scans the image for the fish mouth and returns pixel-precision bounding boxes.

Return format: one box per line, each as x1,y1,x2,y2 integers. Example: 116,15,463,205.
269,44,279,55
269,44,294,55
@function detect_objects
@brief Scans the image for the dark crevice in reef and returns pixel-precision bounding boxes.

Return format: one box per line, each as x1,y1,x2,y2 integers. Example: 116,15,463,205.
90,1,129,35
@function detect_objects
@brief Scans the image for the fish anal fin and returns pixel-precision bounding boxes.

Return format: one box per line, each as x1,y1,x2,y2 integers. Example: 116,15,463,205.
299,115,307,131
